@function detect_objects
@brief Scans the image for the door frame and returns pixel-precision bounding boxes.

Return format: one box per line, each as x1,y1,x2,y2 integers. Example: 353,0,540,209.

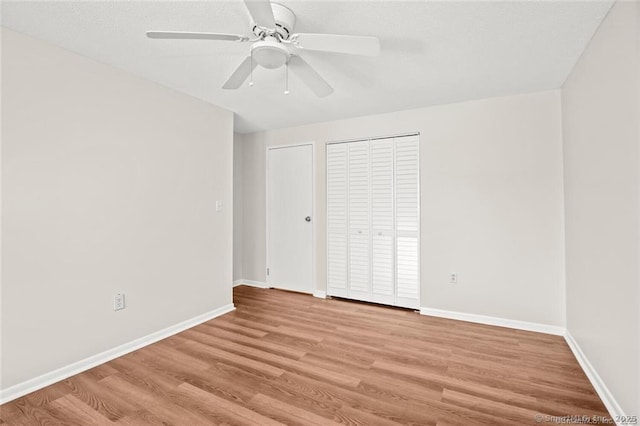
265,142,316,295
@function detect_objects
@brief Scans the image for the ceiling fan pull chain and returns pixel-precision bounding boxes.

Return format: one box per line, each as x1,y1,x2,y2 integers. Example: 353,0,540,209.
284,61,290,95
249,52,254,87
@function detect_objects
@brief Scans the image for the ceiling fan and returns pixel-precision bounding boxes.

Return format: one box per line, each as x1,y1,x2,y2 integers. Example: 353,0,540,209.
146,0,380,97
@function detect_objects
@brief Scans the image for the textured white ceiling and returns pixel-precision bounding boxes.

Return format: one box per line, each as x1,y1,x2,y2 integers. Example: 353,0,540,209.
1,0,613,133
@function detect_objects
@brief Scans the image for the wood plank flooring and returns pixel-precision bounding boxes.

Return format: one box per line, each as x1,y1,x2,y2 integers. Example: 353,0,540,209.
1,285,612,425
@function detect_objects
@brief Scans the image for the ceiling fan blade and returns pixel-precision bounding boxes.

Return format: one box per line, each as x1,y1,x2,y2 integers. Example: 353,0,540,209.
243,0,276,30
292,33,380,56
222,56,257,89
146,31,249,42
288,56,333,98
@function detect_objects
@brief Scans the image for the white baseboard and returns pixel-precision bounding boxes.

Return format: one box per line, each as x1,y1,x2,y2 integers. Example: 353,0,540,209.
0,303,235,404
313,290,327,299
233,279,269,288
419,307,566,336
564,331,625,424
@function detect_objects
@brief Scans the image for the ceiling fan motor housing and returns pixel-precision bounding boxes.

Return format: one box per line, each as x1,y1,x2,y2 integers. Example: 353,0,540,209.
252,2,296,40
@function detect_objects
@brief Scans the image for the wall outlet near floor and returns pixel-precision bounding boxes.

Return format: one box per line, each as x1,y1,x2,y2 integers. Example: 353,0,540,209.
113,293,125,311
449,272,458,283
216,200,223,212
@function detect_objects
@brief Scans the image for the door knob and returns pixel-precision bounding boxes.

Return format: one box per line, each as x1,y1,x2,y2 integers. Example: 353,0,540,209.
305,216,311,222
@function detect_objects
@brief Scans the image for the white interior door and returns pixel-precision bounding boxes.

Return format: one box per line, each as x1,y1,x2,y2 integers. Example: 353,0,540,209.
267,144,313,293
326,143,348,297
371,138,395,305
348,141,371,301
395,135,420,308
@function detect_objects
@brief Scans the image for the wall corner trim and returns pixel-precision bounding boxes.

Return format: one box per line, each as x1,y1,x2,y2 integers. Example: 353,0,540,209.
564,331,626,423
419,307,566,336
233,280,269,288
313,290,327,299
0,303,236,404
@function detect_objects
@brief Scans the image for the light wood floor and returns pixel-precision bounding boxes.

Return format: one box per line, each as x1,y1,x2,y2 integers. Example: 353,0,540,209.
1,285,611,425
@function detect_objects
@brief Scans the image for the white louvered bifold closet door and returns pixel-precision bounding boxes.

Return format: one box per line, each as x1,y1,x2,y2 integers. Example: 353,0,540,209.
347,141,371,300
326,134,419,309
370,139,395,305
394,135,420,308
326,143,348,297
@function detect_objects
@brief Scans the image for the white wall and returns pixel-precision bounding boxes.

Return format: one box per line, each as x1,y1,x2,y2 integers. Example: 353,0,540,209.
1,29,234,390
242,132,268,282
233,133,244,282
0,23,4,396
239,90,566,327
562,0,639,416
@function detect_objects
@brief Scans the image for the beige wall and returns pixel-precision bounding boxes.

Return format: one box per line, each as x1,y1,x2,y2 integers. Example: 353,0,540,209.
241,132,268,282
239,90,566,327
233,133,244,282
562,0,640,416
1,29,234,389
0,25,4,393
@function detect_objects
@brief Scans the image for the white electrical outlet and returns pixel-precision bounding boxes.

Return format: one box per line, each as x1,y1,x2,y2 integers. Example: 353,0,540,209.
216,200,223,212
449,273,458,283
113,293,125,311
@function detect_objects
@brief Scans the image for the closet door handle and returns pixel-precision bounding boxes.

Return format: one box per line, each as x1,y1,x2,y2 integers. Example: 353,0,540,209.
305,216,311,222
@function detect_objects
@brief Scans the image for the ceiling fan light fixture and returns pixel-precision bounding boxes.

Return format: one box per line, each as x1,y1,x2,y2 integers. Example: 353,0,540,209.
251,36,290,69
